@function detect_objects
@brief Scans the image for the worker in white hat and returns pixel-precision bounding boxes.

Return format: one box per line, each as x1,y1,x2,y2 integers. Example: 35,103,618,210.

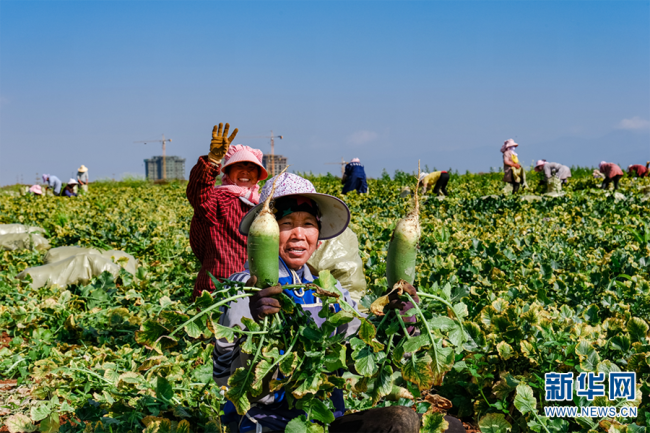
62,179,79,197
77,165,89,193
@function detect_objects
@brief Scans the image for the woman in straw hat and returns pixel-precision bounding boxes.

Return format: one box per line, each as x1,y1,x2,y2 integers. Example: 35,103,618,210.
77,165,89,193
186,123,269,299
213,172,466,433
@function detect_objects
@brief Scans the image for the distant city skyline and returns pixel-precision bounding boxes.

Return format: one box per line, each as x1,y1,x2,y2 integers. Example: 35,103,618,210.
1,1,648,185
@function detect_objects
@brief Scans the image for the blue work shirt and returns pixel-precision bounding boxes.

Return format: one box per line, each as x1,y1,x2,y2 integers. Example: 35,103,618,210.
47,176,62,195
342,162,368,194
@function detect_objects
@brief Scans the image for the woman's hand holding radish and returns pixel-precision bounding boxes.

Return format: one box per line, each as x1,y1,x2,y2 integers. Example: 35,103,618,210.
247,275,283,322
386,281,420,335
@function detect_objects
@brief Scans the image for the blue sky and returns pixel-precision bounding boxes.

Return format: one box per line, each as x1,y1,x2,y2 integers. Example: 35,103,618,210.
1,1,648,184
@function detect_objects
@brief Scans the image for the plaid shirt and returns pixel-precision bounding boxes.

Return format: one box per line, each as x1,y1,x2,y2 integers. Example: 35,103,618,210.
186,156,253,298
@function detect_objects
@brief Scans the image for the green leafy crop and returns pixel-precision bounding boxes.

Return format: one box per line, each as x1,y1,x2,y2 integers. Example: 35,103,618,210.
1,171,649,433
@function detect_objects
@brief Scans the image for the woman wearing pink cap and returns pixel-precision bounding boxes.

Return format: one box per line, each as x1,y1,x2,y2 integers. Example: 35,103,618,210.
534,160,571,188
186,123,268,299
28,185,43,196
501,139,524,194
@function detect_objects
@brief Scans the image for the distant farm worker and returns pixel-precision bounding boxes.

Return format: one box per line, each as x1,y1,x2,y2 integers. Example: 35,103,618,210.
215,172,465,433
42,174,62,196
341,158,368,194
62,179,78,197
627,161,650,178
419,170,450,196
186,123,268,299
77,165,89,193
534,160,571,192
598,161,624,191
28,185,43,196
501,139,525,194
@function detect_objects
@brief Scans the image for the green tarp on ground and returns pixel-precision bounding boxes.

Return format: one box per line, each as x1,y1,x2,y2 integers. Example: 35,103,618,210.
0,224,50,251
17,246,138,289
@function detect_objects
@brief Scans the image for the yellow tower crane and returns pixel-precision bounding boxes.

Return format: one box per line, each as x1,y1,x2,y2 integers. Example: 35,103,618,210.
324,158,347,176
134,134,173,180
240,131,283,176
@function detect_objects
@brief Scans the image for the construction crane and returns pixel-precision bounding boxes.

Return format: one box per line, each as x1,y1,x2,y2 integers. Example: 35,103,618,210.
240,131,283,176
134,134,172,180
324,158,347,176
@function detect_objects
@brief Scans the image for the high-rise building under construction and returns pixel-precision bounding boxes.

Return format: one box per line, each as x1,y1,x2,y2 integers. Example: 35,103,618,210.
262,154,288,177
144,156,186,181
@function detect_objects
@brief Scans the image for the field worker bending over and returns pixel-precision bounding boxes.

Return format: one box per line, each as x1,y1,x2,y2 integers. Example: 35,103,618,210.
62,179,78,197
77,165,89,193
534,160,571,191
214,173,466,433
186,123,268,299
628,161,650,178
42,174,62,196
341,158,368,194
598,161,624,191
419,170,450,196
28,185,43,196
501,139,525,194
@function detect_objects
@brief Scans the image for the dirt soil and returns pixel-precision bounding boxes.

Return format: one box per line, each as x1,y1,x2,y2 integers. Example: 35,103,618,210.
0,332,11,350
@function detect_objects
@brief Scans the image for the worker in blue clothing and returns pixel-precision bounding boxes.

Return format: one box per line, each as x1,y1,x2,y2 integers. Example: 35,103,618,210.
341,158,368,194
42,174,62,196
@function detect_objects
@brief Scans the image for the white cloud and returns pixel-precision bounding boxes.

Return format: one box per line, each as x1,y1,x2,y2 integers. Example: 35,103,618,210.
347,130,379,145
617,116,650,130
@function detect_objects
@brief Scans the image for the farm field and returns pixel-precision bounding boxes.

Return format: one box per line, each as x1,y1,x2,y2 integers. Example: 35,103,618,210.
1,168,649,433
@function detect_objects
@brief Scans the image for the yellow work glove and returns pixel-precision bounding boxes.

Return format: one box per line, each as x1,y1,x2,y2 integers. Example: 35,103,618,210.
208,123,239,164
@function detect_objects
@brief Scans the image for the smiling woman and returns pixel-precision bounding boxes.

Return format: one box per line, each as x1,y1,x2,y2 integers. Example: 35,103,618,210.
185,123,268,299
225,161,260,189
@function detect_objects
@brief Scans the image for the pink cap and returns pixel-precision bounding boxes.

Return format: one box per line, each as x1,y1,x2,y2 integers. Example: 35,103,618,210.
29,185,42,195
535,160,547,168
351,158,360,163
500,139,519,153
222,144,268,180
